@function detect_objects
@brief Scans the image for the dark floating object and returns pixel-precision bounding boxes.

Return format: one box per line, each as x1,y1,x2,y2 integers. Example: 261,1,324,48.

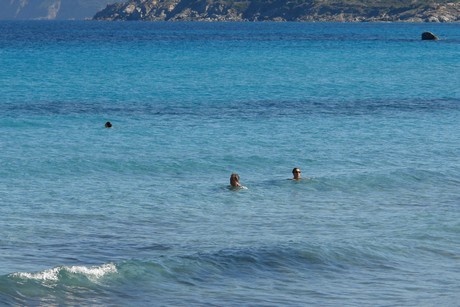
421,32,439,40
105,121,112,128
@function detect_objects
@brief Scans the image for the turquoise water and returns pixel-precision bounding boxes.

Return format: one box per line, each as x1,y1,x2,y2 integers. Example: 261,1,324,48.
1,21,459,305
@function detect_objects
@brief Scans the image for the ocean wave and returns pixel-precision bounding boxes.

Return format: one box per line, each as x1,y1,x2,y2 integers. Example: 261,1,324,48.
5,243,393,281
9,263,117,282
0,243,409,305
0,263,117,305
182,243,397,275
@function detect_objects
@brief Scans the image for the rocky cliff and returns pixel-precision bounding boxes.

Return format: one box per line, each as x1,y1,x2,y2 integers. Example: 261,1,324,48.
0,0,121,20
93,0,460,22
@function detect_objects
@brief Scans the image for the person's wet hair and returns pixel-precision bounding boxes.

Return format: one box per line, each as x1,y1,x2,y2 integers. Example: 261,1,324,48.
230,173,240,186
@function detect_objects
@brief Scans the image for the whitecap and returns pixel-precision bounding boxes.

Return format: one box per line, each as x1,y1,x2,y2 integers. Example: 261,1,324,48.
10,263,117,282
66,263,117,280
12,267,61,281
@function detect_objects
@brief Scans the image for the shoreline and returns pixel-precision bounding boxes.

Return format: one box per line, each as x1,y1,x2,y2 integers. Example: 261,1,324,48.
93,1,460,23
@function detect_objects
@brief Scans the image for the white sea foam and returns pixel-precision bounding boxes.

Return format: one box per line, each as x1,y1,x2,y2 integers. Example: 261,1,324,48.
66,263,117,280
11,263,117,281
12,267,61,281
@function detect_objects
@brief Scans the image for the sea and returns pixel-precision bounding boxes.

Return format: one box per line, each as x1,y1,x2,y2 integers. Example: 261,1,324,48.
0,20,459,306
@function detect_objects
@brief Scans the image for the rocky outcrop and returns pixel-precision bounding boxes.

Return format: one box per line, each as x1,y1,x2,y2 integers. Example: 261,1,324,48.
94,0,244,21
422,31,439,40
93,0,460,22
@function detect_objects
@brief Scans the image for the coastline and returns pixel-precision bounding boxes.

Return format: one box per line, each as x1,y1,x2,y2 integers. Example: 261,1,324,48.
93,0,460,22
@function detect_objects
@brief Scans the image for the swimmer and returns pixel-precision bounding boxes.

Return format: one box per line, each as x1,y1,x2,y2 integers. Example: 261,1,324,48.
230,173,241,187
292,167,302,180
230,173,247,189
105,121,112,128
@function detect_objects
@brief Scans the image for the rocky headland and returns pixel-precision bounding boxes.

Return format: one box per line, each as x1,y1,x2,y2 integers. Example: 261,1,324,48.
93,0,460,22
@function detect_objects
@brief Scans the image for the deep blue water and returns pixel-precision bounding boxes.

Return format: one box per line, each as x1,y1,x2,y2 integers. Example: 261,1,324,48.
0,21,459,306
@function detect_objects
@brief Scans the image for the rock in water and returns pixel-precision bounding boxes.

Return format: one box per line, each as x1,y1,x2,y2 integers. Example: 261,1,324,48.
421,32,439,40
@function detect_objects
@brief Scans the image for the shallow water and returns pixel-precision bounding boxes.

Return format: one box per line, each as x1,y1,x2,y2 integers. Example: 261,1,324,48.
0,21,459,305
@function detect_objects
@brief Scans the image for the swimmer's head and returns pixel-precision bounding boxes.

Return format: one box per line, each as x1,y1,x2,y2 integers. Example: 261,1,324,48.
230,173,240,187
292,168,301,180
105,121,112,128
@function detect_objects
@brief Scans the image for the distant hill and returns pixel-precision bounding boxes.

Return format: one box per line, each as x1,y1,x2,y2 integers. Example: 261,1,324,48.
93,0,460,22
0,0,122,20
